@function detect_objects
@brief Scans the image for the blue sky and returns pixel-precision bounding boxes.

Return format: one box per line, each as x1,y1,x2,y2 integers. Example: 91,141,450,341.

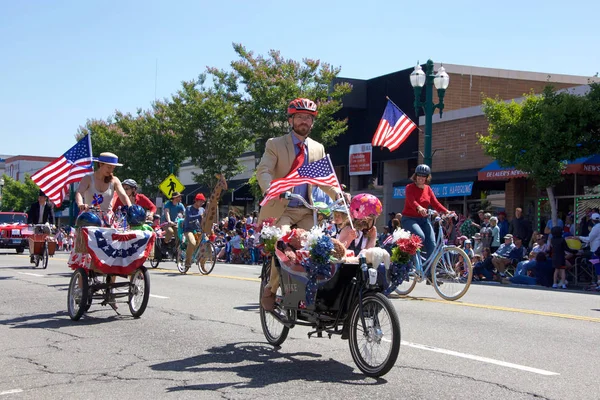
1,0,598,157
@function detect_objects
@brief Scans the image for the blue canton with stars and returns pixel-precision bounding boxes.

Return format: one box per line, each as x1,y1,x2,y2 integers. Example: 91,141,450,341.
93,230,151,259
64,134,93,165
296,157,334,178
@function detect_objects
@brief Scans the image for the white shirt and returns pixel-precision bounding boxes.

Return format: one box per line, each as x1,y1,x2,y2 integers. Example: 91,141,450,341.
580,222,600,252
38,203,45,224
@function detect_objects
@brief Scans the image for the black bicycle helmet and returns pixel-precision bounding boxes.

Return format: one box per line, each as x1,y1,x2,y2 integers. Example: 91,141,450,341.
415,164,431,176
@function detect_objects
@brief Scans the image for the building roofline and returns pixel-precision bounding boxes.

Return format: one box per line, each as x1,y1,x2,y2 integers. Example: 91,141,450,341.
420,84,595,125
435,63,597,85
5,155,56,162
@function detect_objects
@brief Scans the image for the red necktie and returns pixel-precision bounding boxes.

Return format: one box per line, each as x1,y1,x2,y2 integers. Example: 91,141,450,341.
289,142,305,174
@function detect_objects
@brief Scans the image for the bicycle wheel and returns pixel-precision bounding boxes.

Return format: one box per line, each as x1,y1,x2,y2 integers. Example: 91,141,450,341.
129,266,150,318
394,264,418,296
198,242,216,275
150,258,160,268
431,246,473,301
67,268,89,321
41,243,49,269
176,245,189,274
348,292,401,377
259,258,289,346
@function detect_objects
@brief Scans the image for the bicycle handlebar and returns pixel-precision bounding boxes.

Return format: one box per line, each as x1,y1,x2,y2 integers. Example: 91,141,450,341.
281,192,346,212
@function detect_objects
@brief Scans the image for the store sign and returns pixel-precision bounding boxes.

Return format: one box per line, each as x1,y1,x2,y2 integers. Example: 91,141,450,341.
393,181,474,199
477,169,528,180
349,143,372,176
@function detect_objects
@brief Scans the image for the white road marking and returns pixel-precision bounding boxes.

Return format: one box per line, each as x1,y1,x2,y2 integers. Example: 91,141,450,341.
18,272,44,277
1,389,23,395
149,294,169,299
401,341,559,376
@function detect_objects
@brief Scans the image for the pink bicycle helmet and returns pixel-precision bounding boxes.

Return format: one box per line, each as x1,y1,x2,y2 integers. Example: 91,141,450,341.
350,194,382,220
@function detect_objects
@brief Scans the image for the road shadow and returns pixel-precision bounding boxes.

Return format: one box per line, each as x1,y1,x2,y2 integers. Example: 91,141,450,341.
0,265,39,270
233,304,260,312
0,309,132,329
151,341,386,391
46,272,73,278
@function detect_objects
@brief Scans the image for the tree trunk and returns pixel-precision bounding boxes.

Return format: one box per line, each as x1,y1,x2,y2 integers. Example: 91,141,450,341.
546,186,558,227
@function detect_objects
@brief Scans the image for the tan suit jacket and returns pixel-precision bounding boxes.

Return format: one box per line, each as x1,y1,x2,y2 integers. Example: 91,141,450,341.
257,133,338,223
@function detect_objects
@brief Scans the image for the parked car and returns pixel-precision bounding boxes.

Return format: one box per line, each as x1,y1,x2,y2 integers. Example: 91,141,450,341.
0,212,32,253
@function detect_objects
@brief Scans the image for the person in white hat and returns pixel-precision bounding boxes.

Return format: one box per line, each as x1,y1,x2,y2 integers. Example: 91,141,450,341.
75,152,131,215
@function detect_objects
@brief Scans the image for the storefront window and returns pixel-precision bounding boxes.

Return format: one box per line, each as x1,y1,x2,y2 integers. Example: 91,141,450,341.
576,174,600,196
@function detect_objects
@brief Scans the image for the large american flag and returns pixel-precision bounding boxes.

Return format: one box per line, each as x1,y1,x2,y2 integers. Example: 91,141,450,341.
260,154,340,206
372,100,417,152
31,135,94,207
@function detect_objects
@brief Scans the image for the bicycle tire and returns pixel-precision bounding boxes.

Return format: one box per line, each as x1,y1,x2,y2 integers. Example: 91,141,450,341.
259,258,289,346
176,246,189,274
198,242,216,275
150,257,160,268
67,268,89,321
348,292,401,377
394,265,418,296
129,266,150,318
42,243,49,269
431,246,473,301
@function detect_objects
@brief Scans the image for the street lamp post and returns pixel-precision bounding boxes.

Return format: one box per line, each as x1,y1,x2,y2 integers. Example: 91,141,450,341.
409,59,450,168
0,177,4,209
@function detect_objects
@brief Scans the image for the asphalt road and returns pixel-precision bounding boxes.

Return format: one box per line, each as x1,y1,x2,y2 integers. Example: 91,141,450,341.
0,249,598,399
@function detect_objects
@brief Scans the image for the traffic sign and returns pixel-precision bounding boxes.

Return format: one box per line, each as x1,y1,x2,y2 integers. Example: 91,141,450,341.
159,174,185,199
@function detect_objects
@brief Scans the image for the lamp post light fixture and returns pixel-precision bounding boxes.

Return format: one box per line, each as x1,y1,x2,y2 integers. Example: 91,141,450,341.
410,59,450,168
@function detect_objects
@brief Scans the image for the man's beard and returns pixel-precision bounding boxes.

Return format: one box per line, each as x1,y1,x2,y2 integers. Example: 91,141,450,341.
104,173,113,184
293,123,311,137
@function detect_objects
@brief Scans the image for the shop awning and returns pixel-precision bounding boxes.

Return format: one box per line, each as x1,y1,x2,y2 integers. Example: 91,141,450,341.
393,181,474,199
564,155,600,174
477,161,528,181
479,155,600,181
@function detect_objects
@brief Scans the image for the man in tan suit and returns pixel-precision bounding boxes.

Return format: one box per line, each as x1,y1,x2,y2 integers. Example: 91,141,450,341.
257,98,339,310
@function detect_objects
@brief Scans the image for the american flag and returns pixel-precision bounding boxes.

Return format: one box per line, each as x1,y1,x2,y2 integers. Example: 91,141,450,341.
260,155,340,206
372,100,417,152
31,135,94,207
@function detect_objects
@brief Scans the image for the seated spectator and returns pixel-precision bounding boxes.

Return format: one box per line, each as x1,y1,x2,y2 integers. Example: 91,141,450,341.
492,234,527,277
229,229,244,263
463,240,475,259
510,252,554,286
491,234,515,274
531,234,550,255
473,247,494,281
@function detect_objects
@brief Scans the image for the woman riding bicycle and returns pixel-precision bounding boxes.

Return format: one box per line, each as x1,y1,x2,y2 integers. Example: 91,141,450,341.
401,164,452,264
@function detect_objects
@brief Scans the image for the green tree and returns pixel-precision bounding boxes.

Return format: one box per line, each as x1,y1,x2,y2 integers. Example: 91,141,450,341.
0,174,39,212
209,43,352,152
163,76,249,189
78,105,188,197
207,43,352,198
478,83,600,225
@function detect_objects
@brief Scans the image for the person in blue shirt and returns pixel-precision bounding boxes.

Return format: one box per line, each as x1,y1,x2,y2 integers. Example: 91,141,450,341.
182,193,205,268
163,191,186,245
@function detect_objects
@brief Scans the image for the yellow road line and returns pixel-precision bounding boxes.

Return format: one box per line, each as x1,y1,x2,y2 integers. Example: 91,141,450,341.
393,295,600,323
151,267,261,282
12,256,600,322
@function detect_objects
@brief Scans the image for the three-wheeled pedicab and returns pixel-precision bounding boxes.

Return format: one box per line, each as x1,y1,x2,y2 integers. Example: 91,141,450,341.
67,207,155,321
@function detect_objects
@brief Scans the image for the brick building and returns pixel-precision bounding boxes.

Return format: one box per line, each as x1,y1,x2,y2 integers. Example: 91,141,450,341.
328,63,598,231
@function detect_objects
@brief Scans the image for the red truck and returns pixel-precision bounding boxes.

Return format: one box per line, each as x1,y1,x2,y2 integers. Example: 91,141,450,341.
0,212,33,253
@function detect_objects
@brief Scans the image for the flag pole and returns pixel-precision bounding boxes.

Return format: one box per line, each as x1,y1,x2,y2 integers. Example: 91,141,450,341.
326,154,354,231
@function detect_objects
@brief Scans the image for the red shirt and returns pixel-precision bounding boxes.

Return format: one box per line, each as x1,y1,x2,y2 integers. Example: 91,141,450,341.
112,193,157,214
401,183,448,218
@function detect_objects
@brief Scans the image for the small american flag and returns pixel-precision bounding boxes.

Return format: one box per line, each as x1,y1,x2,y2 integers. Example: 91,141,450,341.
372,100,417,152
31,135,94,207
260,154,340,206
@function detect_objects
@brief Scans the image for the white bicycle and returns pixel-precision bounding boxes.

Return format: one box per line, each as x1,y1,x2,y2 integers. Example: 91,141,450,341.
395,211,473,301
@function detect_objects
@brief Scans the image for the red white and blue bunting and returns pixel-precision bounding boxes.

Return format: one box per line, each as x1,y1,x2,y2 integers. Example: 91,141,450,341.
79,227,155,274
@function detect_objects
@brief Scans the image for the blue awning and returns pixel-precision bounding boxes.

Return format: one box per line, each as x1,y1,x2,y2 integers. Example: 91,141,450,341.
393,181,473,199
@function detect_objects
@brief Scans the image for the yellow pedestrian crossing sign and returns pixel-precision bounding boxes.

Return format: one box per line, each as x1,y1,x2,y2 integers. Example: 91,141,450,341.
159,174,185,199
